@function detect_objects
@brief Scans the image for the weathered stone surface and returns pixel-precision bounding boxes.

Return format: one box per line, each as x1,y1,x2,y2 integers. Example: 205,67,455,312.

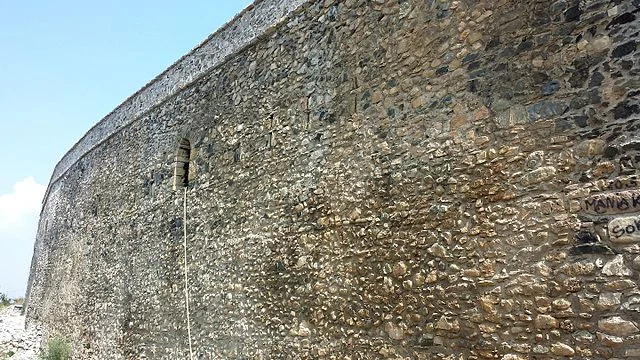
575,139,606,157
526,100,569,122
542,80,561,96
602,255,632,277
561,261,596,276
597,292,622,311
392,261,408,278
502,355,527,360
384,322,404,340
533,344,549,354
522,166,557,186
297,321,311,337
495,105,529,128
479,295,498,314
552,298,572,310
623,296,640,313
582,190,640,216
536,314,558,329
598,332,625,347
436,316,460,332
604,279,636,291
427,243,447,258
574,330,594,343
609,216,640,243
598,317,640,336
551,342,575,356
625,348,640,358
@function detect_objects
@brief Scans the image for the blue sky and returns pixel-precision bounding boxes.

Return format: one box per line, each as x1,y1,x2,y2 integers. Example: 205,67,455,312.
0,0,252,298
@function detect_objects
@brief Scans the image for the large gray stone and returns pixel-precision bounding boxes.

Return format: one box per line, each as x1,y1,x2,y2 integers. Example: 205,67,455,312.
608,216,640,243
602,255,632,277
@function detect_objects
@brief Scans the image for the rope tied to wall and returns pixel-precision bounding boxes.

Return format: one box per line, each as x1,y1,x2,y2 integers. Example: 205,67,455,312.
183,187,194,360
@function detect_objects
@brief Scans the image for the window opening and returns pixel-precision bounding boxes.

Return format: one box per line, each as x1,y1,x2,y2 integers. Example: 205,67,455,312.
234,144,242,163
267,132,274,148
174,139,192,190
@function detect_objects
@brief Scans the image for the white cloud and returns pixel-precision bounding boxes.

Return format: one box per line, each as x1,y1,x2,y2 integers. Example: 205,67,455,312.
0,177,45,297
0,177,46,231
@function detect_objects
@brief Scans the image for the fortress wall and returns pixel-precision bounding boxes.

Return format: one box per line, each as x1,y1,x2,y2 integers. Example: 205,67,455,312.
27,0,640,358
46,0,307,193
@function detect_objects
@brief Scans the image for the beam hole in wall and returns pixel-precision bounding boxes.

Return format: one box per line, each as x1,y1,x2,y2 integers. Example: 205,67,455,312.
267,132,274,148
173,138,192,190
234,144,242,163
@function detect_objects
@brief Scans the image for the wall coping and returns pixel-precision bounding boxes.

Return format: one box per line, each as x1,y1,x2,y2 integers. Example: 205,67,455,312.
45,0,308,200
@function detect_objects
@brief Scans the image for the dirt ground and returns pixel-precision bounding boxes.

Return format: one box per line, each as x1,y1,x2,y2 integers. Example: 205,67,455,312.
0,306,40,360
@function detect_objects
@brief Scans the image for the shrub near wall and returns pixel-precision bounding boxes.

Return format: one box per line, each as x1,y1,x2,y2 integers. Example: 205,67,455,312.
39,338,71,360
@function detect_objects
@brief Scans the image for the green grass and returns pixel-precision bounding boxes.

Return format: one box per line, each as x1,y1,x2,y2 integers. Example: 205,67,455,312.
39,338,71,360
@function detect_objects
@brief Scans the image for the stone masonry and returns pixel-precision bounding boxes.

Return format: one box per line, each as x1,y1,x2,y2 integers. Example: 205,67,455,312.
26,0,640,358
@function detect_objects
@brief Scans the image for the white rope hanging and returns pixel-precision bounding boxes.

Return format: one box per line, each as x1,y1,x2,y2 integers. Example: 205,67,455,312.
183,187,194,360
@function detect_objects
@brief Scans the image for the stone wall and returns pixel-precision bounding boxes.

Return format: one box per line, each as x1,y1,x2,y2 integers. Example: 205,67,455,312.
26,0,640,358
45,0,307,193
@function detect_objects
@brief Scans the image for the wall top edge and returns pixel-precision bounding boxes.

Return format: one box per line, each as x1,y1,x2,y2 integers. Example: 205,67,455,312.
44,0,308,201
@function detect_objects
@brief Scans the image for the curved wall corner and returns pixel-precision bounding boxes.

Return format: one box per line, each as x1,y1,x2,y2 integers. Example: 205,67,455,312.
43,0,308,199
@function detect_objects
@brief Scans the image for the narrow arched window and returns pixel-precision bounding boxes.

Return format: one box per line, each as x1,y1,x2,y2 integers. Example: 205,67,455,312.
234,144,242,163
173,139,191,190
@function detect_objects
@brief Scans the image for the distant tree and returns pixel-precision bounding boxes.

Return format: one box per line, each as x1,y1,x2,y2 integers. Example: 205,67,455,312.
0,292,9,307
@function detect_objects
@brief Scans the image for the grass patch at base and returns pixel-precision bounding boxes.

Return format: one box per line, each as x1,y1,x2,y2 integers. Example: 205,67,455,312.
39,338,71,360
